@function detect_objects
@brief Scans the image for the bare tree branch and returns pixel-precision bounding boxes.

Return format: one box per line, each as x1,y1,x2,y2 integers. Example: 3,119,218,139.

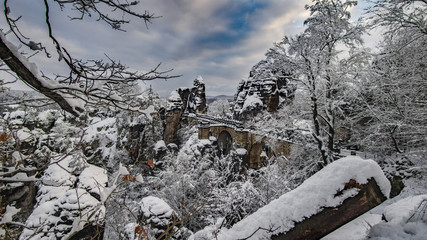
0,37,84,116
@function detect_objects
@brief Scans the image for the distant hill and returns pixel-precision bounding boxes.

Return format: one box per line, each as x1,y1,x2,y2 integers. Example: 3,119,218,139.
206,95,234,104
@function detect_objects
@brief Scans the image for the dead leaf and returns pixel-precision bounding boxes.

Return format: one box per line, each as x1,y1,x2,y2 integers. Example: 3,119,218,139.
0,132,11,142
147,159,154,168
122,174,132,182
135,225,147,238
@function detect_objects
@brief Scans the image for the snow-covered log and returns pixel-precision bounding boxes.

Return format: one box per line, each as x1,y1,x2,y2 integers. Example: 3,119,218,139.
195,156,391,240
274,177,386,240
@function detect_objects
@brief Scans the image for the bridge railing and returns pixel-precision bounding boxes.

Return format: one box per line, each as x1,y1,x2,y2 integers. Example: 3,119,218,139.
195,114,244,128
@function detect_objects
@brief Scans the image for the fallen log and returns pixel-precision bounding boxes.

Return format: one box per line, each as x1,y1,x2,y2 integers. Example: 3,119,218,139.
272,178,387,240
198,156,391,240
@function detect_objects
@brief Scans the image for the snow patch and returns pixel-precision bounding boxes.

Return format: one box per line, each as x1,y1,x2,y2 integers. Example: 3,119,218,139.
236,148,248,155
154,140,167,153
140,196,173,219
0,205,20,224
241,94,263,113
367,194,427,240
78,164,108,196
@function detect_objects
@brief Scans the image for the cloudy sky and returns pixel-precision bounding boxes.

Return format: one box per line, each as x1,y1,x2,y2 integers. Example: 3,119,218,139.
1,0,370,97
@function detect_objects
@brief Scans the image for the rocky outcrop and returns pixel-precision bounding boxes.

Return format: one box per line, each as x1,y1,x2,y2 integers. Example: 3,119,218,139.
163,76,207,144
233,55,297,120
190,76,207,114
164,91,183,144
122,196,192,239
177,76,207,114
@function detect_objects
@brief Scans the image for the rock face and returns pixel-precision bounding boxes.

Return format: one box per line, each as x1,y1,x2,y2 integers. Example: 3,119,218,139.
164,91,183,144
233,53,297,120
178,76,207,114
163,76,207,144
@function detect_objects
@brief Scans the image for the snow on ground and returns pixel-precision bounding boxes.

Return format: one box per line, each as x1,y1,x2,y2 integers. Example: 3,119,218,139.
193,156,390,239
324,171,427,239
367,194,427,240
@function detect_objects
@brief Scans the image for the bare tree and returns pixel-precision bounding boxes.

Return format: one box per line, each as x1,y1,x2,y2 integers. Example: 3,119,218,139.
1,0,178,116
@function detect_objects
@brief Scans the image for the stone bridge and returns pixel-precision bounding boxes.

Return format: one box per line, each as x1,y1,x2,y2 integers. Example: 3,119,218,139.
197,119,292,169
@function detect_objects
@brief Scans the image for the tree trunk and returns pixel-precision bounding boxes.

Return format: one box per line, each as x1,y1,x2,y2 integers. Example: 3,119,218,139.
0,37,82,116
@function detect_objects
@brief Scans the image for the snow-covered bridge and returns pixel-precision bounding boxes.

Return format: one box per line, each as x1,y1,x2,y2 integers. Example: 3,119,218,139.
194,114,292,169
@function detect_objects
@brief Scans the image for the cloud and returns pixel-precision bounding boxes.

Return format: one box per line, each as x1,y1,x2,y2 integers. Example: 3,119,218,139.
142,0,313,96
7,0,365,98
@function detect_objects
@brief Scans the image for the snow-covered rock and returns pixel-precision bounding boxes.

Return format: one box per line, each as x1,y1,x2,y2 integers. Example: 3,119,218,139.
122,196,192,239
20,155,106,240
233,54,297,120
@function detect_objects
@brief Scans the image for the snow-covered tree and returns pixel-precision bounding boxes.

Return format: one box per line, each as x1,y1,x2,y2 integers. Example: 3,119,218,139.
277,0,365,166
353,0,427,154
207,99,232,117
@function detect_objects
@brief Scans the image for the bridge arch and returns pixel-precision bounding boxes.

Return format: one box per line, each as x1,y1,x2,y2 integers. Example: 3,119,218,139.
198,122,292,169
218,130,233,156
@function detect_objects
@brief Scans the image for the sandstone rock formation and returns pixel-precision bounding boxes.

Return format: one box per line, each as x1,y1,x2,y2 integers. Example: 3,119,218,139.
163,76,207,144
233,54,297,120
177,76,207,114
163,91,183,144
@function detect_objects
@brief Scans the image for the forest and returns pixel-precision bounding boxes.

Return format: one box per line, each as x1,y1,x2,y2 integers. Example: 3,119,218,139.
0,0,426,239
